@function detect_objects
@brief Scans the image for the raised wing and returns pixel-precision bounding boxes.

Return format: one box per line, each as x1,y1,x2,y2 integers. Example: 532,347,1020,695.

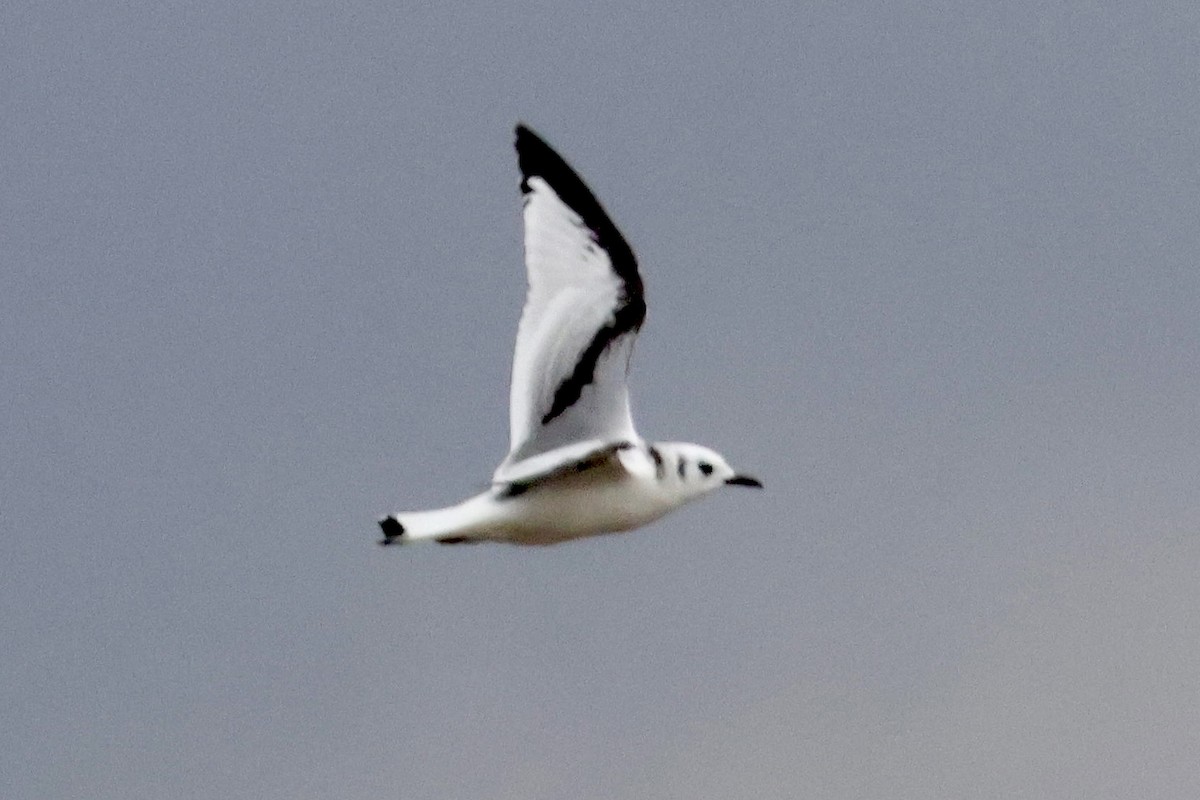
493,125,646,484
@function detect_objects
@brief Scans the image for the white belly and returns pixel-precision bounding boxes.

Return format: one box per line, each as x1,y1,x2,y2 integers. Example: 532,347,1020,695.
492,473,678,545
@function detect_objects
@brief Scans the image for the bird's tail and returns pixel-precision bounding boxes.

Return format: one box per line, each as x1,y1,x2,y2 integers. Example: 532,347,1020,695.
377,492,498,546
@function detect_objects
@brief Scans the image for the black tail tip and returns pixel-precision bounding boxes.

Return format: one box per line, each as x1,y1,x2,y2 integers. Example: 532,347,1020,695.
378,516,405,546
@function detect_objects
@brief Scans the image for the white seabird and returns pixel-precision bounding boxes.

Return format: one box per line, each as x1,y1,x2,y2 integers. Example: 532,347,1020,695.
379,124,760,546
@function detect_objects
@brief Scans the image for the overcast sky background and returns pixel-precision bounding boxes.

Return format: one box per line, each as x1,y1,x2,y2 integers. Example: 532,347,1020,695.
5,2,1200,798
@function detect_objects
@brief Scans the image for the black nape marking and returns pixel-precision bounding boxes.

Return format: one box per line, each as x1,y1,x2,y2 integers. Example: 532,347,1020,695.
649,445,665,479
515,124,647,426
378,516,405,546
677,458,687,479
699,461,713,476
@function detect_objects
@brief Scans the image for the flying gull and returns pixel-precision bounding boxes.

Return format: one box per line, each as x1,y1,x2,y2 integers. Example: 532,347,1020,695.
379,124,760,546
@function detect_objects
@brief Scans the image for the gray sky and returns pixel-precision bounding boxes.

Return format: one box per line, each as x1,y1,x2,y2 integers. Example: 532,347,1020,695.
5,2,1200,798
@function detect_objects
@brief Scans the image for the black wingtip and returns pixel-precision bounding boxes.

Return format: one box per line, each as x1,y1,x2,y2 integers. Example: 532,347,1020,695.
511,122,646,430
378,516,405,546
511,123,638,273
514,123,566,196
514,122,540,148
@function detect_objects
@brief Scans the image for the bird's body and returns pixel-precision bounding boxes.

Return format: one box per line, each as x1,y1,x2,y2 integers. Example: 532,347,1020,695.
379,125,760,546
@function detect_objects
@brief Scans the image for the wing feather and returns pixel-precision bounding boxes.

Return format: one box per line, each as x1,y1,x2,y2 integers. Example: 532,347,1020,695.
494,125,646,483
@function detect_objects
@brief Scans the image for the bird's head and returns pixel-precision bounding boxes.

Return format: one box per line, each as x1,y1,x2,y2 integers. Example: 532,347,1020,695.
651,442,762,500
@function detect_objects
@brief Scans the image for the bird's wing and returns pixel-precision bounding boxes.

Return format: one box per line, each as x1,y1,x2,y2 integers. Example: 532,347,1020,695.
493,125,646,484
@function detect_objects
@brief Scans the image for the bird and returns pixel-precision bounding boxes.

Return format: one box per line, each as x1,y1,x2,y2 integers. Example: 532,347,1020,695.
378,124,761,546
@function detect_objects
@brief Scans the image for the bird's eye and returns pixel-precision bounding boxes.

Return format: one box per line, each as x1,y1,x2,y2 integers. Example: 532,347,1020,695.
699,462,713,476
